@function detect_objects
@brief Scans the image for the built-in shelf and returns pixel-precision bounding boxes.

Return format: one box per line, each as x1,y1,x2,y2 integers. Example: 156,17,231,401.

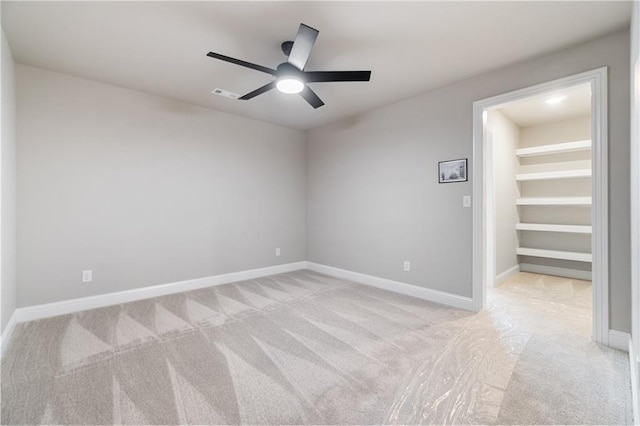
516,247,592,262
515,140,592,157
513,137,593,269
516,196,592,206
516,169,591,181
516,223,592,234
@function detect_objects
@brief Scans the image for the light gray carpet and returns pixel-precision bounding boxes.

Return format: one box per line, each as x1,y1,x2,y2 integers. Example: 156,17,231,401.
1,270,632,424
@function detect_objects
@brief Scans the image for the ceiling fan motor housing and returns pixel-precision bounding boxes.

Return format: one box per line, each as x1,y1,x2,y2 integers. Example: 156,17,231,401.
277,62,303,80
281,41,294,57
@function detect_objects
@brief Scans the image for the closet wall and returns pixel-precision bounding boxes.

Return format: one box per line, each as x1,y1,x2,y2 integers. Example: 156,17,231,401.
487,110,520,283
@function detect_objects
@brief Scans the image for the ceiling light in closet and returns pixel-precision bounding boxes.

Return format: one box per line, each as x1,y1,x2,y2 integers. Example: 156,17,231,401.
545,95,567,105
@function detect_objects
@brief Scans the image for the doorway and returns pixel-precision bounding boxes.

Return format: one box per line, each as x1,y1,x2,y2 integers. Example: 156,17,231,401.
471,68,609,345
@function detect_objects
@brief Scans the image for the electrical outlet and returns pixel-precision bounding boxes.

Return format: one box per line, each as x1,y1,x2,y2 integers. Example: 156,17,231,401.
82,270,92,283
403,261,411,272
275,248,281,256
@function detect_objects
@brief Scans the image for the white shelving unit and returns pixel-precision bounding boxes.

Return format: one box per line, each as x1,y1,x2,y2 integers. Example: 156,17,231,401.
516,196,592,206
515,140,591,157
515,139,592,266
516,247,592,262
516,168,591,181
516,223,592,234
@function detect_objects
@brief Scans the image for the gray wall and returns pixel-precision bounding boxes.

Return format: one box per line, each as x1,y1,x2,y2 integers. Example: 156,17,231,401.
1,30,16,332
630,1,639,361
306,30,631,332
16,65,306,307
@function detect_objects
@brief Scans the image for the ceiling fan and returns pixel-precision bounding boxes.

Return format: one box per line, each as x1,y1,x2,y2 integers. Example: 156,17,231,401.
206,23,371,109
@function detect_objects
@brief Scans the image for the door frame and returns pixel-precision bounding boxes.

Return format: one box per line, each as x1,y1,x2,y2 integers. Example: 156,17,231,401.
471,67,609,345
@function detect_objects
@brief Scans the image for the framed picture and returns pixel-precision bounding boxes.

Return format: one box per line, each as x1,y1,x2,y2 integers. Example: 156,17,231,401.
438,158,468,183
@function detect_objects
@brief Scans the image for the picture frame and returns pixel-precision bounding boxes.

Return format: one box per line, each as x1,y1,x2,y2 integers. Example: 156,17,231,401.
438,158,468,183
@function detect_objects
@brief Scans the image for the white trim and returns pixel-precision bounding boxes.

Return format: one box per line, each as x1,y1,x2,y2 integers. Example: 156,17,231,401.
519,263,592,281
472,67,609,345
494,264,520,287
607,330,630,352
3,261,306,328
0,310,18,357
591,67,609,345
629,336,639,425
472,102,485,312
306,262,474,311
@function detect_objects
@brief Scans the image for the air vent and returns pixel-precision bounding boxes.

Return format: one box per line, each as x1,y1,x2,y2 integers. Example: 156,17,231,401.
211,88,240,99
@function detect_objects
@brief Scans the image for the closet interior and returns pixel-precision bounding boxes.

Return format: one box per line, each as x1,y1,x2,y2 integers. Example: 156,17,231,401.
488,83,592,283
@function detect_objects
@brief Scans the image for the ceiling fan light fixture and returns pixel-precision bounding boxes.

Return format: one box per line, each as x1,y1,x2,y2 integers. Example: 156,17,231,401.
276,77,304,94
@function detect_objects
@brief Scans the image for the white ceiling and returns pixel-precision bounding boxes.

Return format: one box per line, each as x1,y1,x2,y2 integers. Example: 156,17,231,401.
1,1,631,130
498,83,592,128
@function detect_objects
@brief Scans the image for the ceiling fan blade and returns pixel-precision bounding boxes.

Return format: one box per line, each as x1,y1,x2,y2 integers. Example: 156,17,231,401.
304,70,371,83
300,86,325,109
287,24,319,71
207,52,277,76
239,81,277,100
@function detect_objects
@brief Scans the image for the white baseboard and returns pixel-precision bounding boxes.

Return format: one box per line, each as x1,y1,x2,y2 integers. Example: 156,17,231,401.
306,262,474,311
1,261,306,354
519,263,592,281
494,264,520,287
0,310,19,357
608,330,631,352
629,337,639,425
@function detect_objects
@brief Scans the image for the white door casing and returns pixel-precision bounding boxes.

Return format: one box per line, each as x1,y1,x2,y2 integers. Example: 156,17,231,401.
471,67,608,345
